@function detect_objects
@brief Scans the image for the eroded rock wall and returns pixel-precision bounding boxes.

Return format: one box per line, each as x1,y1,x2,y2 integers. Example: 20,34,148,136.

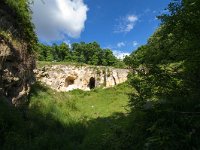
0,35,35,106
35,65,129,91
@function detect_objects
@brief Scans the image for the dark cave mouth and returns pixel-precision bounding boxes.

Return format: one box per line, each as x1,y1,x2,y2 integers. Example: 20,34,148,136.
89,77,95,89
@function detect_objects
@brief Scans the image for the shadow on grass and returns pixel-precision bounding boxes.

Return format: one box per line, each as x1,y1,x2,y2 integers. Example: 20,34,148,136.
0,83,131,150
3,83,198,150
28,82,52,97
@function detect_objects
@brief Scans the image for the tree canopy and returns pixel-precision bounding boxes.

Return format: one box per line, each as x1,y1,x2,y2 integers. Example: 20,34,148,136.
111,0,200,149
36,42,126,67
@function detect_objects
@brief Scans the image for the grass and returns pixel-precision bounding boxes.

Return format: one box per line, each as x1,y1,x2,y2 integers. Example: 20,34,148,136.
0,82,133,149
30,82,131,120
36,61,88,68
36,61,127,69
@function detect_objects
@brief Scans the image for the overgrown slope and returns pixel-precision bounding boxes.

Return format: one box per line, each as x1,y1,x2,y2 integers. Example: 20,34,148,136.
0,0,37,105
114,0,200,149
0,83,132,149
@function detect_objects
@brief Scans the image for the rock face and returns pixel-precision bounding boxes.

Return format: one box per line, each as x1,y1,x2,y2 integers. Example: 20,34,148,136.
35,65,129,91
0,35,35,106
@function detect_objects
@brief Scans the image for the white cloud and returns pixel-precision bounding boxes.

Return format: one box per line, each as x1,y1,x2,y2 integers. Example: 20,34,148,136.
64,40,72,48
127,15,138,22
117,42,126,48
133,41,139,47
31,0,88,42
114,14,138,33
113,50,130,59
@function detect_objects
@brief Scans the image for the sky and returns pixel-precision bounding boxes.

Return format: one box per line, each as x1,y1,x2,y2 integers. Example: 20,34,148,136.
31,0,171,59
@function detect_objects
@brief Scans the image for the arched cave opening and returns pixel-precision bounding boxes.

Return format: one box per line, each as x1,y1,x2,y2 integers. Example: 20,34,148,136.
89,77,95,89
65,76,75,87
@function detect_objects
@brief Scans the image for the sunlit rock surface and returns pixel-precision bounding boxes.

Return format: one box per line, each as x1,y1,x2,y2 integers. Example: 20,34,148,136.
34,65,129,91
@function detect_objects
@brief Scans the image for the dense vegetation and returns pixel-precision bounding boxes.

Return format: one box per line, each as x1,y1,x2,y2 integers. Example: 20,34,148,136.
0,0,200,149
0,0,37,51
0,83,131,149
36,42,126,67
109,0,200,149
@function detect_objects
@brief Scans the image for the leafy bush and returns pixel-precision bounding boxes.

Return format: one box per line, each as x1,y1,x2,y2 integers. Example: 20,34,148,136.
104,0,200,149
0,0,37,51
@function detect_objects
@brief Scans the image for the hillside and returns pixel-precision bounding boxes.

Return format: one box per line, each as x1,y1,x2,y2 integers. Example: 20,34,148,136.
0,83,132,149
0,0,36,105
0,0,199,149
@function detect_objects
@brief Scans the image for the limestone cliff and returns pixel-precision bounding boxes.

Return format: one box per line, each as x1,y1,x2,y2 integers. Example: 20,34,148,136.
35,65,129,91
0,35,35,106
0,1,37,106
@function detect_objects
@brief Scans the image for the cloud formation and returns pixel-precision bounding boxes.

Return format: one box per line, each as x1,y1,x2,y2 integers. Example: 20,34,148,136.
114,14,138,33
113,50,130,59
117,42,126,48
133,41,139,47
31,0,88,42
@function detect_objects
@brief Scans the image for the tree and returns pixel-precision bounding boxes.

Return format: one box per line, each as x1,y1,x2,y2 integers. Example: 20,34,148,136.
105,0,200,149
36,41,121,67
103,49,117,66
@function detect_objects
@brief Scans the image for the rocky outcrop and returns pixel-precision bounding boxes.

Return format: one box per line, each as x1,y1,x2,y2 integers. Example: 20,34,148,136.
0,35,35,106
35,65,129,91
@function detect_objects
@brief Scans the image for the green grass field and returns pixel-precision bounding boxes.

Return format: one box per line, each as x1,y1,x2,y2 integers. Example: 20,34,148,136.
36,61,88,68
0,82,133,149
30,83,131,120
36,61,127,69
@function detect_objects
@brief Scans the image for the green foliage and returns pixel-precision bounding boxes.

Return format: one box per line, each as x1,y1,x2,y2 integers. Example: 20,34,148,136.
0,0,37,51
2,0,200,149
0,83,131,149
96,68,101,75
36,42,126,68
114,59,127,68
36,61,88,68
107,0,200,149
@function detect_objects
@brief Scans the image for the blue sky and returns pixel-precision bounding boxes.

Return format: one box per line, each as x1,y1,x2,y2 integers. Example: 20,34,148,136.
31,0,171,58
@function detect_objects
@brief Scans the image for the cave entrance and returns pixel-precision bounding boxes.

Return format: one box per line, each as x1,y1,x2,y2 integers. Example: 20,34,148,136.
65,76,75,87
89,77,95,89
